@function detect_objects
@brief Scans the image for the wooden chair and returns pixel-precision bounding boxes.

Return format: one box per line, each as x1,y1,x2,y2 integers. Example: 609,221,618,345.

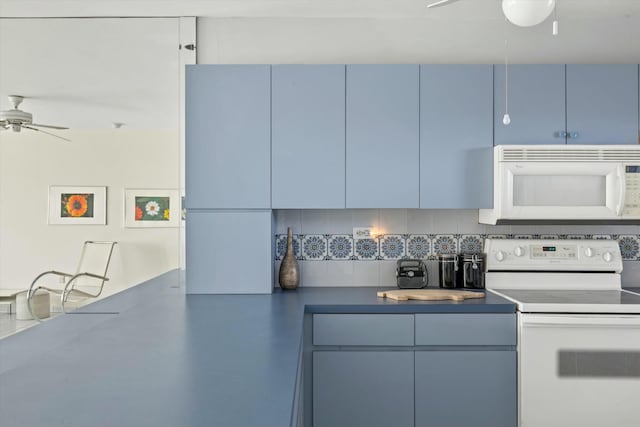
26,241,117,321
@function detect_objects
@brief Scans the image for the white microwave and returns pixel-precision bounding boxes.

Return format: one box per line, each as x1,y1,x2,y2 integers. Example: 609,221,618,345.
479,145,640,224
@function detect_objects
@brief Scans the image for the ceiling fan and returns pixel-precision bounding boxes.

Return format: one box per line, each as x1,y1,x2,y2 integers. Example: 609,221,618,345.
0,95,70,142
427,0,557,28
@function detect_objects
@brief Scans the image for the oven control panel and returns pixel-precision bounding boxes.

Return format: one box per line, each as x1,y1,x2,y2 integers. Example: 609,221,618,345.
485,239,622,272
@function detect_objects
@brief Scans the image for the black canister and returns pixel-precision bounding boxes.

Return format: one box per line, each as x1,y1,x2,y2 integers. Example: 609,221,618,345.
461,253,486,289
438,254,459,288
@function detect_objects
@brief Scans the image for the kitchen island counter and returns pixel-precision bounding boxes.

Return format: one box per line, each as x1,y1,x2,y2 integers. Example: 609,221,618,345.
0,270,515,427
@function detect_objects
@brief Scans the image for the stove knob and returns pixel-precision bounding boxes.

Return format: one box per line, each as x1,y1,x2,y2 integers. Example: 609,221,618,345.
603,251,613,262
495,250,506,262
514,246,525,257
584,247,594,257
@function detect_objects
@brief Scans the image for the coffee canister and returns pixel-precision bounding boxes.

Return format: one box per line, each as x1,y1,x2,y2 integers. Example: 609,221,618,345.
461,253,486,289
438,254,459,288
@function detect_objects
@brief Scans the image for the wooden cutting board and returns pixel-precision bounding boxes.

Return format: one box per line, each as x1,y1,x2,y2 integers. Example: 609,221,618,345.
377,289,485,302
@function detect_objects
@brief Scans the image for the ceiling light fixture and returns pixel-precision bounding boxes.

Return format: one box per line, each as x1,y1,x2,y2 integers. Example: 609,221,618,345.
427,0,556,29
552,0,559,35
501,0,556,27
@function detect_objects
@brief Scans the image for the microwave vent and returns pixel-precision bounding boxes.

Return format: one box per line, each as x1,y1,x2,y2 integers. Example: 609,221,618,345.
500,146,640,162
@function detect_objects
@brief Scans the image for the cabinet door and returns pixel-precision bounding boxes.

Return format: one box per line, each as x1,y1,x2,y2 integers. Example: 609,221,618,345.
420,65,493,208
346,65,419,208
186,210,273,294
415,351,516,427
494,64,566,145
313,351,414,427
185,65,271,209
567,64,639,144
272,65,346,208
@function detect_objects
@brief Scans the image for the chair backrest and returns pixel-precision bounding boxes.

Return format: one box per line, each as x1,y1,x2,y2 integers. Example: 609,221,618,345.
71,241,117,293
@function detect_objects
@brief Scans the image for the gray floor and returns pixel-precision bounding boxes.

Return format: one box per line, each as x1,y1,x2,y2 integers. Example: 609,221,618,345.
0,312,62,339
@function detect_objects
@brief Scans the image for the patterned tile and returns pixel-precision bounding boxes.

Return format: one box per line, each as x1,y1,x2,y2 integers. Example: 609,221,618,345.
513,234,540,240
406,235,431,259
432,234,457,255
275,234,301,260
301,234,328,261
617,235,640,260
327,235,353,260
354,238,379,261
379,235,406,260
486,234,508,240
458,235,484,254
566,234,587,240
273,233,637,261
539,235,559,240
592,234,613,240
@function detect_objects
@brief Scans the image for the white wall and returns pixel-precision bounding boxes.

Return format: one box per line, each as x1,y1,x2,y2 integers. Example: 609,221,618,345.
0,129,179,296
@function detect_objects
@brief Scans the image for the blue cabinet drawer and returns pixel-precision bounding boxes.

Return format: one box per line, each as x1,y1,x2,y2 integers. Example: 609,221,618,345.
313,314,414,346
415,314,516,346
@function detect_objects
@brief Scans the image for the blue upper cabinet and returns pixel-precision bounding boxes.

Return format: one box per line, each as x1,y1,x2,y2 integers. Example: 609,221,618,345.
346,65,420,208
185,65,271,209
272,65,346,208
494,64,566,145
420,65,493,208
566,64,639,144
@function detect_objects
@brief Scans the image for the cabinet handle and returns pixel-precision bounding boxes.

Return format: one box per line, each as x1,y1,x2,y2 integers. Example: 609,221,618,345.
554,131,568,138
568,132,580,139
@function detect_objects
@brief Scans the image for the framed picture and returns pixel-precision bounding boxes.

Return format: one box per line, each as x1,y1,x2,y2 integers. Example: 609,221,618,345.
124,189,179,228
48,186,107,225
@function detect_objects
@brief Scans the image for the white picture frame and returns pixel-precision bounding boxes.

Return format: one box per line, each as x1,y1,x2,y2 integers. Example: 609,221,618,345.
124,188,179,228
48,186,107,225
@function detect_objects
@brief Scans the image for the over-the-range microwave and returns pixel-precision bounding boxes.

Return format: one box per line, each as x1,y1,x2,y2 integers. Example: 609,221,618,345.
479,145,640,224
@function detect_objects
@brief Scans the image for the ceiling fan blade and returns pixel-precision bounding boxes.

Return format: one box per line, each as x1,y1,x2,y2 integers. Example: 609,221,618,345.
426,0,463,8
22,125,71,142
30,123,69,130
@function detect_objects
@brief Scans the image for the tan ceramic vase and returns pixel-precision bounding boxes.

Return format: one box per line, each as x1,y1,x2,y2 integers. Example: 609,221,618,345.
279,227,300,290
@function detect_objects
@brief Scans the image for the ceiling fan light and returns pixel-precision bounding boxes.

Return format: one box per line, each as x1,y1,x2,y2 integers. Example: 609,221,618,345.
502,0,556,27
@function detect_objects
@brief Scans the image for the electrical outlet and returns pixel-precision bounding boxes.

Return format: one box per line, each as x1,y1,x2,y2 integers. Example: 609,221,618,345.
353,227,373,240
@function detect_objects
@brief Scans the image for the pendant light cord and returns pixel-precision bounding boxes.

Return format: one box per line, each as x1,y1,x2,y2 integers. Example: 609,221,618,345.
505,37,509,116
502,16,511,126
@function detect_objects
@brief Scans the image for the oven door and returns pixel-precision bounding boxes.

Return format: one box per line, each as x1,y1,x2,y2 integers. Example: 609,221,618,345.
519,313,640,427
500,162,625,220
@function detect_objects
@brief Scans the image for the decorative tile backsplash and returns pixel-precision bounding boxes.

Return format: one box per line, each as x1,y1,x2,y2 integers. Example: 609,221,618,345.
275,233,640,261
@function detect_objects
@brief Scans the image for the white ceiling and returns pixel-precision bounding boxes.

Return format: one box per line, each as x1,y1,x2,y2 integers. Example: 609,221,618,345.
0,0,638,20
0,18,179,129
0,1,638,129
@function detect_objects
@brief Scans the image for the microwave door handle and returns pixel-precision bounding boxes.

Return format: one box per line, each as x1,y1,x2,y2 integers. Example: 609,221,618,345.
616,165,626,216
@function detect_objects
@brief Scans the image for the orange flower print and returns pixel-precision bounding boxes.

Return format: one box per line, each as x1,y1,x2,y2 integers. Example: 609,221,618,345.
66,195,88,217
135,206,143,221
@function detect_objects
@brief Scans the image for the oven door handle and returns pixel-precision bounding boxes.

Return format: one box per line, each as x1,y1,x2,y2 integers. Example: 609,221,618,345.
522,315,640,327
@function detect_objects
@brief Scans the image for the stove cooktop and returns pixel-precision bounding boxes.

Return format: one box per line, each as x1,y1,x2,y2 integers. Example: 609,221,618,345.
488,289,640,314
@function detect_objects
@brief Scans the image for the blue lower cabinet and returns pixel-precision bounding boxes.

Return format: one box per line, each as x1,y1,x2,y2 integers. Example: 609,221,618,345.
415,350,517,427
186,210,273,294
313,351,414,427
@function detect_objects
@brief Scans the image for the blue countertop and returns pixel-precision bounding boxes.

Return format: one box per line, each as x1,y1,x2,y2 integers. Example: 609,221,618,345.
0,271,515,427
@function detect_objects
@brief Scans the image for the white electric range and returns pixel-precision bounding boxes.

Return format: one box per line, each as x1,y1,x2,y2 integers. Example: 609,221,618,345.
484,239,640,427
